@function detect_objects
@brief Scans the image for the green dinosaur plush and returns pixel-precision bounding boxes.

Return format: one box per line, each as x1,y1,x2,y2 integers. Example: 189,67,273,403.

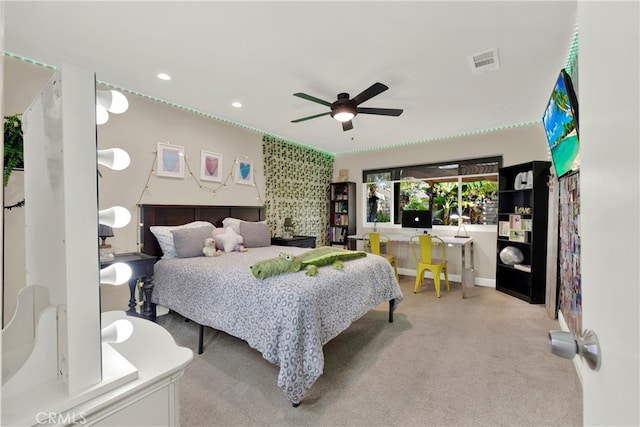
250,246,367,279
305,265,319,276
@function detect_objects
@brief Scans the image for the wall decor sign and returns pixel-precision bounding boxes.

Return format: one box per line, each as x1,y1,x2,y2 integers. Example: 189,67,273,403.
235,159,253,185
513,170,534,190
157,142,184,178
509,230,527,243
514,205,532,214
498,221,510,237
509,214,522,230
200,150,223,182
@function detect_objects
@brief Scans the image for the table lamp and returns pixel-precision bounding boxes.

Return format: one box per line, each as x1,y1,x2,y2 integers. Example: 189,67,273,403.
452,208,470,238
283,218,294,239
99,224,115,261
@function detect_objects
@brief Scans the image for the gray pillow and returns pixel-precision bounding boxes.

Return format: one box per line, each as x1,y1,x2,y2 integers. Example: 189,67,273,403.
171,224,214,258
239,221,271,248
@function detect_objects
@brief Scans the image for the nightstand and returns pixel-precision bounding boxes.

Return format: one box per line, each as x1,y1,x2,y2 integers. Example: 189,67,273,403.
271,235,316,248
100,252,157,321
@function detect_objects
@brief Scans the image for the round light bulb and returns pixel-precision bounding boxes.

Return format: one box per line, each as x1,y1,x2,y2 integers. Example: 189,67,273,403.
99,206,131,228
97,148,131,170
96,90,129,114
100,262,132,286
108,90,129,114
101,319,134,344
96,105,109,125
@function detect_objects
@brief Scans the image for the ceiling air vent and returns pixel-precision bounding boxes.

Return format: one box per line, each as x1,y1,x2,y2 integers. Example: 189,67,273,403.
468,48,500,75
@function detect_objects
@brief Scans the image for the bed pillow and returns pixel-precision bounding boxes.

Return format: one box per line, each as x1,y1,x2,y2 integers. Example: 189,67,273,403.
222,217,267,235
239,221,271,248
221,217,244,235
171,225,215,258
150,221,214,259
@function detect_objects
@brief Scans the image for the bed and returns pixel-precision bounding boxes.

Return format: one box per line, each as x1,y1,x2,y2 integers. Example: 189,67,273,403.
139,204,403,406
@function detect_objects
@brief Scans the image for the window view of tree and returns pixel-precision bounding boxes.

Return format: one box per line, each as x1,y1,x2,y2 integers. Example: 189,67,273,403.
461,178,499,225
399,179,431,211
431,179,498,225
363,156,501,228
431,181,458,225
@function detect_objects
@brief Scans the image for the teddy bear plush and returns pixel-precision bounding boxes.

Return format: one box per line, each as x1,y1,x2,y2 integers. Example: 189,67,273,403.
212,227,248,253
202,237,221,257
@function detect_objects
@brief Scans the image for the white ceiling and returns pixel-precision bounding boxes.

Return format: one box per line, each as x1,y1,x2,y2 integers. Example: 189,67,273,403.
4,1,578,154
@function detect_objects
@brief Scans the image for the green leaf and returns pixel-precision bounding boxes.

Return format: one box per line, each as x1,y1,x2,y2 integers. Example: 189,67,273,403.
4,114,24,187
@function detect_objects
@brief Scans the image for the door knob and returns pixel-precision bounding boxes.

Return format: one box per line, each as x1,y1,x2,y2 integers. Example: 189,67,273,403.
548,329,601,371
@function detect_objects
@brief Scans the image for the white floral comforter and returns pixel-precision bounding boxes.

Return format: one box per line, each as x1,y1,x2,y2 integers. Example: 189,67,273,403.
151,246,403,404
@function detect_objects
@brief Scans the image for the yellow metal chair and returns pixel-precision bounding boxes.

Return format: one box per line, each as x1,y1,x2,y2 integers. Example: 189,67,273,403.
410,234,450,297
362,232,399,282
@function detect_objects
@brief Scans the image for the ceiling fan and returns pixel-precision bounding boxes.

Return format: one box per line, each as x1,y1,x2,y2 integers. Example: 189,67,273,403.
291,82,403,131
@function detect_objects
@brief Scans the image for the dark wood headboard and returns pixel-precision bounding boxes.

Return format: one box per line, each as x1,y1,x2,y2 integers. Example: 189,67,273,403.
139,204,265,257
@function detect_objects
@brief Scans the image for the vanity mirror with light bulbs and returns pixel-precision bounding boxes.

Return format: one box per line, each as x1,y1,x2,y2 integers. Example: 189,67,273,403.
1,64,191,426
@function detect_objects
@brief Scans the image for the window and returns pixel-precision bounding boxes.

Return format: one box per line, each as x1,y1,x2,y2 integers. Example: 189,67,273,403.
365,172,392,224
363,156,500,228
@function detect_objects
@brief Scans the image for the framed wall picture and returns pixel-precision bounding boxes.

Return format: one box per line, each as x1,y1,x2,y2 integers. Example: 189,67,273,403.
157,142,185,178
234,158,253,185
200,150,223,182
521,218,533,232
509,230,527,243
498,221,510,237
509,214,522,230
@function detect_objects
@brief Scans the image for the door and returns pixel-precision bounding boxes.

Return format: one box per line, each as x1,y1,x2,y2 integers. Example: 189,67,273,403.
579,3,639,425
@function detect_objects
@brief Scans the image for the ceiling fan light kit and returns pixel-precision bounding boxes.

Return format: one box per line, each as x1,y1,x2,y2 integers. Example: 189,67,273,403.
331,96,356,122
332,111,355,122
292,82,403,131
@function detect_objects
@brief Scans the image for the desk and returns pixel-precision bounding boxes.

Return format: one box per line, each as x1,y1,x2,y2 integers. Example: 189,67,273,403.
348,233,474,299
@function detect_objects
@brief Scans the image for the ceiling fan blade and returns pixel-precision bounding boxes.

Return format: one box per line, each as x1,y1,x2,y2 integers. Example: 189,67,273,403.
342,120,354,131
293,92,333,107
351,82,389,106
291,111,331,123
356,107,403,117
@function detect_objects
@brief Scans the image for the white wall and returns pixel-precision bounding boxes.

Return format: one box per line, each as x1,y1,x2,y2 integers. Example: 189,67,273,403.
96,86,266,254
332,124,553,283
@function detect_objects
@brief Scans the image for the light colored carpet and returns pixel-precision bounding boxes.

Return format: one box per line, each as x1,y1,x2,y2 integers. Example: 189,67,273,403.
156,276,582,426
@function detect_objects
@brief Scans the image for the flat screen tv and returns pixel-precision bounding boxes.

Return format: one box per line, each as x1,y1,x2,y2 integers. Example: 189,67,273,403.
542,68,580,178
401,209,432,233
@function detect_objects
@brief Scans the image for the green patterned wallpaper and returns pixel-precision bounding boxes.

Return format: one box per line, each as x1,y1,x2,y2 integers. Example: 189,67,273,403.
262,135,334,246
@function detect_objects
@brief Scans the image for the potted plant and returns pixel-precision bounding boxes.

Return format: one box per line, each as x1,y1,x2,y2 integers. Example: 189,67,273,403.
4,114,25,210
4,114,24,187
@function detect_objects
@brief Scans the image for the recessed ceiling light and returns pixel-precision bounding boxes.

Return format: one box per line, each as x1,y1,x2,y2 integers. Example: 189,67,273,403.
232,101,242,108
157,73,171,81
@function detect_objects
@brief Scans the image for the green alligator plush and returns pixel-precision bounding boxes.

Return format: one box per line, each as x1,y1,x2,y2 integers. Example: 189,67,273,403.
250,246,366,279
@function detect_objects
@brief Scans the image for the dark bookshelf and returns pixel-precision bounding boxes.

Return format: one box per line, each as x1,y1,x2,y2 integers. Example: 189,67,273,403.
496,161,551,303
329,182,356,246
